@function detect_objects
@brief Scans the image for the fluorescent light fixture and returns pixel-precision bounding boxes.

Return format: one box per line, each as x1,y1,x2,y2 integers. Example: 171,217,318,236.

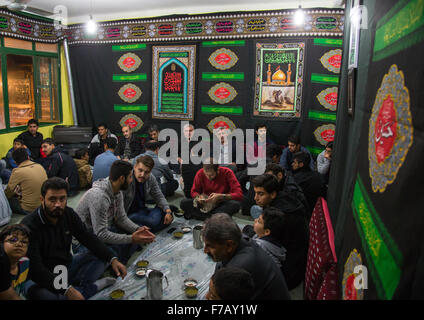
294,5,305,26
86,15,97,34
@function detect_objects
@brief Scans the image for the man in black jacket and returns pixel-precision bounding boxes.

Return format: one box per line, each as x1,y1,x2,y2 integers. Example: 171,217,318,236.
41,138,80,196
21,177,127,300
292,151,325,219
202,213,290,300
116,125,144,160
17,119,43,160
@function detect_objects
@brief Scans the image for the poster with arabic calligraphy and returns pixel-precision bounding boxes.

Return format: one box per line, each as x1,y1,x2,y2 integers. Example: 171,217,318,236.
152,45,196,120
253,42,305,119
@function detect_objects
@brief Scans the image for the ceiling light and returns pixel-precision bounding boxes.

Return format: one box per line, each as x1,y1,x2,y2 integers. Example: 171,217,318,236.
86,15,97,34
294,5,305,26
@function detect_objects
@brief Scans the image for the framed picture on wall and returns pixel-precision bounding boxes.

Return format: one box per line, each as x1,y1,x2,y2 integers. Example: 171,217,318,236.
152,45,196,120
347,67,356,117
253,42,305,120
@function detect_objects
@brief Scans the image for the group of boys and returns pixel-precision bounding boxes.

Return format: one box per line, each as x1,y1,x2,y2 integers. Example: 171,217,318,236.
0,118,334,300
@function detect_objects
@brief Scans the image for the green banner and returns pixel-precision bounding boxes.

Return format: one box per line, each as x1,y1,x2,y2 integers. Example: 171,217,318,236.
114,105,148,112
201,105,243,115
112,43,146,51
202,72,244,81
159,52,188,58
202,40,246,47
352,175,403,299
373,0,424,61
308,110,337,122
112,74,147,81
311,73,340,85
313,38,343,47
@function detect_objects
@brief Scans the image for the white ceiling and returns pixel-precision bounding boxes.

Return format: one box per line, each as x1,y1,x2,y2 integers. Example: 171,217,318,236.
12,0,344,25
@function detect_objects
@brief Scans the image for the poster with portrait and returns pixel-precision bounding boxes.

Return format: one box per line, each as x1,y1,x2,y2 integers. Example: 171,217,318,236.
253,42,305,119
152,45,196,120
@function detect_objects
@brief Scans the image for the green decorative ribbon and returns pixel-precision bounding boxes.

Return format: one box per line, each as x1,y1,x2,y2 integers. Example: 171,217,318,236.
202,40,246,47
202,72,244,81
114,105,148,112
113,74,147,81
311,73,340,85
306,145,324,156
352,175,403,299
201,105,243,115
313,38,343,47
112,43,147,51
373,0,424,61
308,110,337,122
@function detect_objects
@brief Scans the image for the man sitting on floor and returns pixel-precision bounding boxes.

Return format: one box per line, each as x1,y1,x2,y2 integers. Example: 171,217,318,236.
4,138,31,169
180,158,243,220
280,135,315,173
75,160,156,265
73,148,92,189
135,141,179,197
116,125,144,161
41,138,80,197
92,137,118,182
17,119,43,161
88,123,118,165
22,177,127,300
4,148,47,215
202,213,290,300
123,156,174,233
292,151,325,219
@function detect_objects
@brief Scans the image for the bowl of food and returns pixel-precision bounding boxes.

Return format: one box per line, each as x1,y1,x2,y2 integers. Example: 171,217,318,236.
110,289,125,300
185,286,198,298
181,226,192,233
174,209,184,218
173,231,184,239
184,278,198,288
135,267,147,278
136,260,149,268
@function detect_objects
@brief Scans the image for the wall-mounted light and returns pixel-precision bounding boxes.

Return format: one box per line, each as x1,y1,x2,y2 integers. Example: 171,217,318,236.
294,5,305,26
86,14,97,34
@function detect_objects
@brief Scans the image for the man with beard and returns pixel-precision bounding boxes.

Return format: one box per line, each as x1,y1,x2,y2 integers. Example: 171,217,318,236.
202,213,290,300
116,125,144,161
122,156,173,232
21,177,128,300
75,160,156,265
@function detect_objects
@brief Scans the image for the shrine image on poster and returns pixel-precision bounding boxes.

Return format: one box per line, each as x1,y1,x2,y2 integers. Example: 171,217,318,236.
254,42,304,119
152,45,195,120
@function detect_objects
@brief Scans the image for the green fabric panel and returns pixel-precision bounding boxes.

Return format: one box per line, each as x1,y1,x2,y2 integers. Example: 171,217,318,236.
112,74,147,81
201,105,243,115
373,0,424,60
308,110,337,122
313,38,343,47
202,72,245,81
112,44,147,51
352,175,403,300
113,105,148,112
311,73,340,85
307,145,325,156
201,40,246,47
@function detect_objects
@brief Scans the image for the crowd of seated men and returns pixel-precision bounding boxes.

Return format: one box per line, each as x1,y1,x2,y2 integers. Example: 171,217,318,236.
0,118,333,300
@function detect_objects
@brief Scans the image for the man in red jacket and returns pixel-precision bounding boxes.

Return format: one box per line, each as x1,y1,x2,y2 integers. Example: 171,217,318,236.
180,158,242,220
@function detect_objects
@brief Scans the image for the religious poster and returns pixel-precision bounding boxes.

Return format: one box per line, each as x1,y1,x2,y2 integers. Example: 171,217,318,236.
152,45,196,120
253,42,305,119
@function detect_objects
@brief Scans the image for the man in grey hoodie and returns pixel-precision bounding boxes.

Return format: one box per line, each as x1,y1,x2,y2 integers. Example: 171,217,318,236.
75,160,155,265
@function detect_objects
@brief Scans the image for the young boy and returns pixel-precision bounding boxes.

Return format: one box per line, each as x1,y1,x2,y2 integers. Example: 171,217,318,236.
74,148,93,189
243,207,287,270
206,267,255,300
0,224,31,300
5,138,32,169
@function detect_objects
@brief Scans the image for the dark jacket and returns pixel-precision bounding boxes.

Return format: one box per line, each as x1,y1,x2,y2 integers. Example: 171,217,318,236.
116,135,144,159
272,175,309,219
280,146,315,173
17,131,43,160
21,206,114,294
44,148,80,191
215,236,290,300
136,150,175,185
293,167,325,219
